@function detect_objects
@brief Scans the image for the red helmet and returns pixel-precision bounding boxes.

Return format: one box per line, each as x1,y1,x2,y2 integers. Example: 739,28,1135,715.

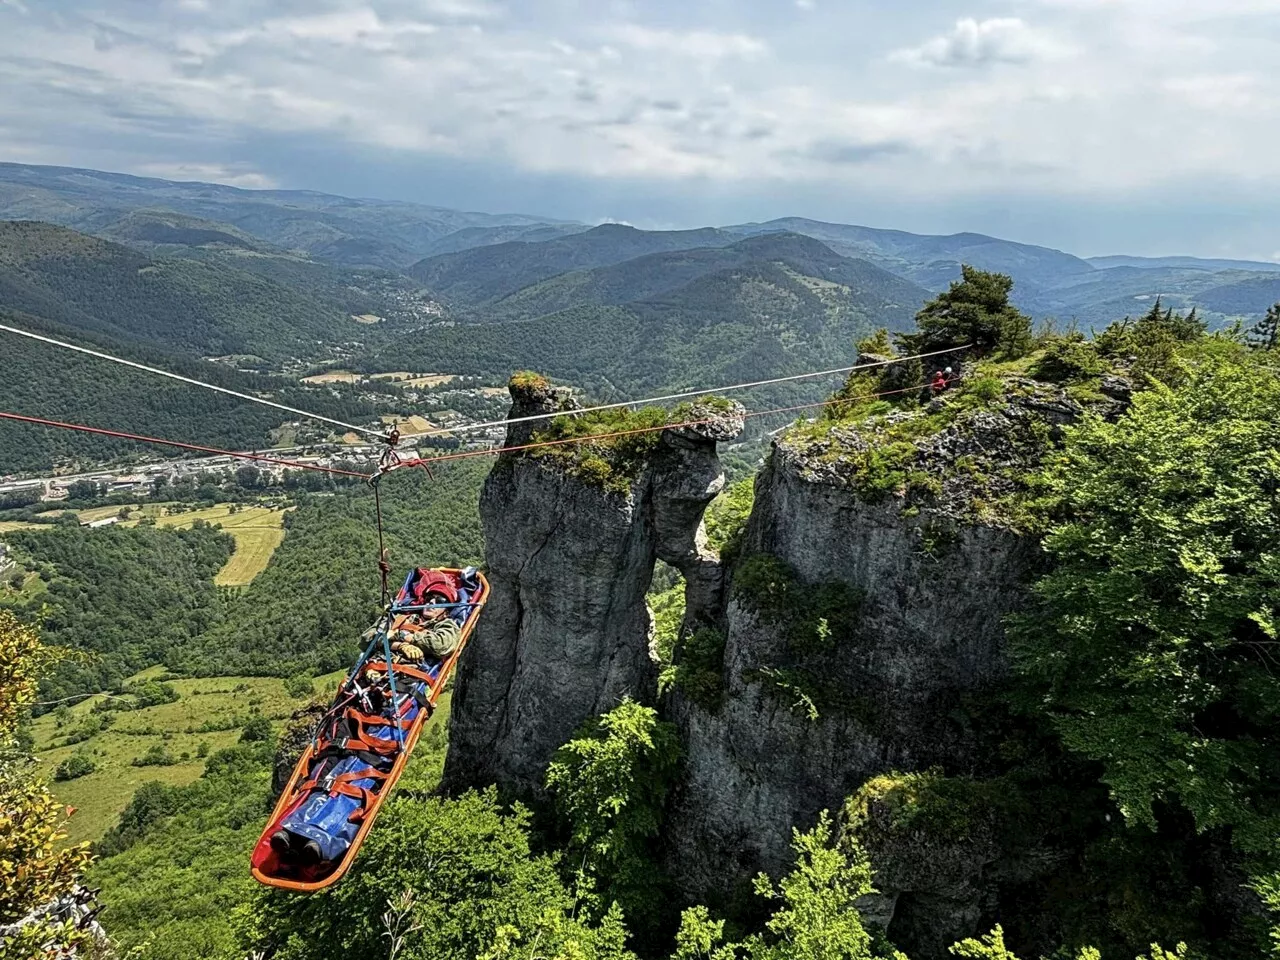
410,569,458,605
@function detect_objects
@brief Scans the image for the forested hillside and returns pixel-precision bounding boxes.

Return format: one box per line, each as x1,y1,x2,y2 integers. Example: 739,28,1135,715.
487,232,928,321
1,522,234,700
0,222,356,362
0,310,381,473
407,222,740,305
182,461,486,677
0,162,574,269
374,233,929,409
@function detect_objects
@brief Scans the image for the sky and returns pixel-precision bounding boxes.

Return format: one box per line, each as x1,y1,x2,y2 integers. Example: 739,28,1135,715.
0,0,1277,259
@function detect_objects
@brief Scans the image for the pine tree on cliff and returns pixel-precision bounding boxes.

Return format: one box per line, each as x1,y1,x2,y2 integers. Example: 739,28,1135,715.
897,264,1033,359
1248,302,1280,351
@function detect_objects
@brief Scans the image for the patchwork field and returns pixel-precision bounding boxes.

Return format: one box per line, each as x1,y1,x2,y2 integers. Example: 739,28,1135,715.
370,371,457,389
151,504,288,587
19,502,289,586
33,668,345,843
301,370,360,384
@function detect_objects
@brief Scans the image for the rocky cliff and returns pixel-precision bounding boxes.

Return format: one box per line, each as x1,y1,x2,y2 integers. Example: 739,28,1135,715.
442,377,745,796
662,377,1087,932
444,368,1120,955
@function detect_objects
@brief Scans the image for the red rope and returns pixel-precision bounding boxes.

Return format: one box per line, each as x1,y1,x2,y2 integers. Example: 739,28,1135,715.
0,411,370,479
0,376,943,484
389,378,937,473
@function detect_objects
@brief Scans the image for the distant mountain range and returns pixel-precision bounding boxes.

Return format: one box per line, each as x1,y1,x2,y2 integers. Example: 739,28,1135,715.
2,161,1277,331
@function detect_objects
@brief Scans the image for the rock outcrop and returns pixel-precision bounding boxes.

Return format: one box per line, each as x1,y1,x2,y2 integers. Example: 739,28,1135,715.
443,371,1119,957
661,380,1100,951
443,380,745,797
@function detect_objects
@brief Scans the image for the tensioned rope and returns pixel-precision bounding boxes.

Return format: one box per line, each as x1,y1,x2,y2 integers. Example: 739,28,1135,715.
384,375,948,474
0,371,947,487
0,323,386,439
426,344,970,438
0,412,370,479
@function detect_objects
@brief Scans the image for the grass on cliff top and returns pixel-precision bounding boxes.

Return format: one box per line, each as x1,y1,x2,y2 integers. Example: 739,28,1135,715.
530,406,669,493
528,395,741,495
778,343,1115,520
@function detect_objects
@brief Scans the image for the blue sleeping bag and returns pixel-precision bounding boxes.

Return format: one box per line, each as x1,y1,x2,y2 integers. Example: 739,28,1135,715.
279,589,474,862
279,662,440,861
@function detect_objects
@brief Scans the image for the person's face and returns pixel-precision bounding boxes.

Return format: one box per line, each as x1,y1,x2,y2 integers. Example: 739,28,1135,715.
423,595,448,620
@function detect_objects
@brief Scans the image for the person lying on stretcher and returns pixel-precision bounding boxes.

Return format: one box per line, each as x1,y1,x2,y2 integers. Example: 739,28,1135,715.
267,590,461,867
381,597,462,662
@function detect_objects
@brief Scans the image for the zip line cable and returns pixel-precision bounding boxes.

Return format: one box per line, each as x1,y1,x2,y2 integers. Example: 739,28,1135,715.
429,344,970,438
0,323,386,439
0,318,966,448
0,412,370,479
386,376,948,473
0,348,968,490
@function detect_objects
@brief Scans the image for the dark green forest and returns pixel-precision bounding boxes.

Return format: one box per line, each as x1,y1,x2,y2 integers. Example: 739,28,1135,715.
1,522,233,701
0,221,357,362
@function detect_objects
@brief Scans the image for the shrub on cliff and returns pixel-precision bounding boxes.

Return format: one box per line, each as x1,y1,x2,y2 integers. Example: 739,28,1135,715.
1012,348,1280,948
547,698,683,943
897,265,1034,360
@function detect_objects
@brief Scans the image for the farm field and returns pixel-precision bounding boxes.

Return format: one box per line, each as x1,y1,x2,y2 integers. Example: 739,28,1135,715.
27,502,289,586
300,370,360,384
33,668,345,843
151,504,288,586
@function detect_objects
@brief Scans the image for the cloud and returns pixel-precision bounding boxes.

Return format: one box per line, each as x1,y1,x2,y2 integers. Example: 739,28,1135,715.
134,160,278,188
800,138,909,165
891,18,1055,68
608,25,767,61
0,0,1277,243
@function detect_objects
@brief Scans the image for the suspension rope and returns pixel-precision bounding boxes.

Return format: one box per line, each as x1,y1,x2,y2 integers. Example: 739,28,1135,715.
0,322,387,439
426,344,969,438
386,375,947,474
0,411,370,479
373,479,391,608
0,349,967,493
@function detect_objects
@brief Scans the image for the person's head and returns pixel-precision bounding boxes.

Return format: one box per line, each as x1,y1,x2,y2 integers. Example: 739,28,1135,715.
422,590,450,620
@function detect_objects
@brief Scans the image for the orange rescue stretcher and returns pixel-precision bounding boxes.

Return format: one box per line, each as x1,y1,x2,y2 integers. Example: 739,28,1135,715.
250,566,489,892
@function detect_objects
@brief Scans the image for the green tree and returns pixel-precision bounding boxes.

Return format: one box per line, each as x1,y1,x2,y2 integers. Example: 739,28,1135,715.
671,812,897,960
1249,302,1280,351
1011,351,1280,876
546,698,683,941
236,788,636,960
238,715,273,743
0,611,96,959
898,265,1033,359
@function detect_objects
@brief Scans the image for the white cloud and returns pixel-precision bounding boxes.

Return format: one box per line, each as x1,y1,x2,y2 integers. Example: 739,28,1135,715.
1165,73,1265,111
0,0,1276,210
891,17,1059,68
608,25,767,60
134,161,278,189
